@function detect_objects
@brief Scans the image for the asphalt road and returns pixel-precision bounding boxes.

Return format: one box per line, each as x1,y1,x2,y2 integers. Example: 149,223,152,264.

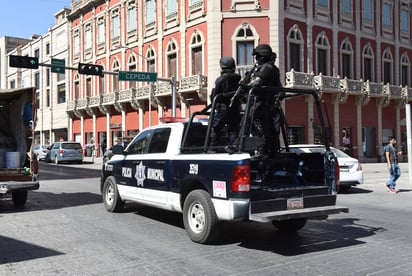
1,161,412,275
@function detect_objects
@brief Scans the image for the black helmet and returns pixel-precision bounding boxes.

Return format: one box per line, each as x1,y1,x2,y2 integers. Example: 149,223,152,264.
252,44,273,58
219,56,236,69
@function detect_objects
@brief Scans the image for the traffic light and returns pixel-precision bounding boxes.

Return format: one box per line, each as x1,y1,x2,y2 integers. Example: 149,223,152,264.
78,63,104,77
9,55,39,69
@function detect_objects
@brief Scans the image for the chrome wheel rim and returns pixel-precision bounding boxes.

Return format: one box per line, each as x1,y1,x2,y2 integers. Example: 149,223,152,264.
187,201,205,234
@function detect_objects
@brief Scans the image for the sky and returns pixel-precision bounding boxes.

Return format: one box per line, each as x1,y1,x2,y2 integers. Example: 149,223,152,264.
0,0,72,39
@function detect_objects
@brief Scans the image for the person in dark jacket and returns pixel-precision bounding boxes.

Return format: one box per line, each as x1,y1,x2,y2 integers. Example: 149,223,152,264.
210,56,241,148
245,44,283,157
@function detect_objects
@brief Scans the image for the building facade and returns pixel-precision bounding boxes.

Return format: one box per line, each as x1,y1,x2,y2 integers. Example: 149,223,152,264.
6,8,72,146
63,0,412,161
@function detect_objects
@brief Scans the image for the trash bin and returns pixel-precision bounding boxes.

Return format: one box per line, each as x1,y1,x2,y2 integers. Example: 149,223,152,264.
85,148,91,157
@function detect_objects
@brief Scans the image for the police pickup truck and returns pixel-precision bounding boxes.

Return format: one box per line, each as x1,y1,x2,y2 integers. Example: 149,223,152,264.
101,87,348,244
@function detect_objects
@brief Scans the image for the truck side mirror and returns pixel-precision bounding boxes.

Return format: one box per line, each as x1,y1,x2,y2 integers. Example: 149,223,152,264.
112,144,124,155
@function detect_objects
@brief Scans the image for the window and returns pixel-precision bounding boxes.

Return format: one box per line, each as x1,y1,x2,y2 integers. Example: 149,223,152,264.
190,32,203,75
35,91,40,110
167,0,177,15
46,43,50,55
58,84,66,104
74,75,80,100
46,89,50,107
401,54,410,86
401,4,409,33
340,39,353,79
128,55,137,88
146,0,155,24
317,0,328,7
85,24,92,50
73,31,80,55
57,71,65,82
127,130,151,154
127,1,137,32
362,0,373,21
234,23,257,76
287,127,304,145
46,68,50,86
34,49,40,58
112,10,120,39
10,80,15,88
340,0,351,14
146,47,156,73
148,128,171,153
362,45,374,81
112,60,120,92
166,41,177,78
86,78,92,97
315,33,330,75
35,73,40,89
99,73,105,94
383,49,393,84
97,18,105,45
383,2,392,27
287,25,303,71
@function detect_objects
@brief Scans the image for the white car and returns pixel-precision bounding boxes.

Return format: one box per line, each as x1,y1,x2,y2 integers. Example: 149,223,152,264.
288,144,364,192
33,144,49,161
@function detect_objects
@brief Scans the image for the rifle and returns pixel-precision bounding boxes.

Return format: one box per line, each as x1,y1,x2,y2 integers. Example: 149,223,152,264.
229,66,256,107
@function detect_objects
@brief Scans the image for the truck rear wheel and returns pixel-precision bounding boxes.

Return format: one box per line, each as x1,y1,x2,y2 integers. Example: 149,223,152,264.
102,176,124,212
183,190,219,244
272,218,307,232
12,191,28,207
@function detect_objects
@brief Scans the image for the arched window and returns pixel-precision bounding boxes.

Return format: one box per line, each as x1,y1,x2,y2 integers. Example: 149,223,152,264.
315,32,330,75
382,48,393,84
98,63,105,94
362,44,374,81
146,46,156,73
112,60,120,92
401,53,410,86
128,55,137,88
340,38,353,78
190,31,204,75
166,39,178,78
287,25,304,72
232,22,259,76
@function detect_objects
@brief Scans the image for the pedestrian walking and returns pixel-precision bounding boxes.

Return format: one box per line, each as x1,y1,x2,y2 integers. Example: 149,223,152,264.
385,136,402,193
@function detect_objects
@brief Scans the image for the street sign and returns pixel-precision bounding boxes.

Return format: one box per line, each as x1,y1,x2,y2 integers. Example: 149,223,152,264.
118,71,158,82
51,58,65,73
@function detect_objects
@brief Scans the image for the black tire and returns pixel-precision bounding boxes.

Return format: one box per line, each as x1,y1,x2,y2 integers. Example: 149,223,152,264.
46,154,51,163
272,218,307,232
102,176,124,212
182,190,219,244
12,191,28,207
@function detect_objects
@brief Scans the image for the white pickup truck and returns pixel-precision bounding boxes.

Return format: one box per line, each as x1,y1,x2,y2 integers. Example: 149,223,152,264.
101,87,348,243
0,88,39,207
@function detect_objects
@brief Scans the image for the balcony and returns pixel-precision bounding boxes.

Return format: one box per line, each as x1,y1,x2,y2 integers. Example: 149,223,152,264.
179,74,208,101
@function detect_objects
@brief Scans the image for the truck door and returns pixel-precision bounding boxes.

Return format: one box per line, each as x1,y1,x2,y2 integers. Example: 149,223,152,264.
141,127,171,203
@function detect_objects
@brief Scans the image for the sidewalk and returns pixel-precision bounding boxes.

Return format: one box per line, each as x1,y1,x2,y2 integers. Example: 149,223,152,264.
81,156,103,170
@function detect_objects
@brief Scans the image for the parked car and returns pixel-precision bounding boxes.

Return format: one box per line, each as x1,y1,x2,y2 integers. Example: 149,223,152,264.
46,141,84,164
33,144,49,161
288,144,364,192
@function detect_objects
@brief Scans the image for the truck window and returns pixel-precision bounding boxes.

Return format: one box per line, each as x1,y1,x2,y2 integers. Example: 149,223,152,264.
127,130,151,154
148,128,171,153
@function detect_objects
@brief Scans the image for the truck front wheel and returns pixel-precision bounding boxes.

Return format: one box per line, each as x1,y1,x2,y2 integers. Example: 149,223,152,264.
183,190,219,244
102,176,124,212
272,218,307,232
12,191,28,207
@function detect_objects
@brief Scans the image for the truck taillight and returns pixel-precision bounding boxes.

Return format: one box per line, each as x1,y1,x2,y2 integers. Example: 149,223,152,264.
231,164,250,192
33,159,38,174
335,159,340,189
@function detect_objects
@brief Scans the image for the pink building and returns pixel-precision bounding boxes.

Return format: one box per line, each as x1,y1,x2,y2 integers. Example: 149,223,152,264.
67,0,412,161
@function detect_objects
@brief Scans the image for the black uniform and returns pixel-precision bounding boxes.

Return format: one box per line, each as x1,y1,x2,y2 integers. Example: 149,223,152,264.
210,72,241,146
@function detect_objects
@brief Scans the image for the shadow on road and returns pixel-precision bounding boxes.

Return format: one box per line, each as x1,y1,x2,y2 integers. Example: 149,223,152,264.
0,191,102,213
39,162,100,180
0,235,63,264
339,186,373,194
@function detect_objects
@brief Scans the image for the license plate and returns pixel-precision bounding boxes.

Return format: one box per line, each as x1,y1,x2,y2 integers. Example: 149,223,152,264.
340,166,349,172
287,197,304,210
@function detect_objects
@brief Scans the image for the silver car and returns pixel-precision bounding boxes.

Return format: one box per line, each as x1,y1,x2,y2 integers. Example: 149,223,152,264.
33,144,49,161
47,141,84,164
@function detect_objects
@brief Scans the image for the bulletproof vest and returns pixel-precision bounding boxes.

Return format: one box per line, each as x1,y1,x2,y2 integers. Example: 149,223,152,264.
220,72,241,105
253,63,278,87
